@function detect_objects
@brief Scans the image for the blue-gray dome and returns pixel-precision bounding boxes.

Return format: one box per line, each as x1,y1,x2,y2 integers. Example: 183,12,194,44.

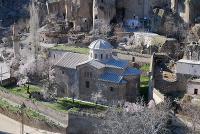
89,39,113,50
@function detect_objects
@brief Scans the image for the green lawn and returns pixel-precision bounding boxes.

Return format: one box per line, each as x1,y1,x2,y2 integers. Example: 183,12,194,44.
140,64,150,72
5,84,42,99
0,98,57,126
51,45,89,54
1,85,107,114
44,98,107,114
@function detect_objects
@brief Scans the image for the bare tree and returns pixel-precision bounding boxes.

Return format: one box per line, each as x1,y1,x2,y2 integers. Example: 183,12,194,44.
97,99,171,134
91,90,103,106
182,102,200,133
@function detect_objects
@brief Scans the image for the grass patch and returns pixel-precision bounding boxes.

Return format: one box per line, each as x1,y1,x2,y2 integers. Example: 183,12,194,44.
0,98,42,121
140,64,150,72
1,85,107,114
51,45,89,54
0,98,60,127
3,84,42,99
44,98,107,114
0,98,19,113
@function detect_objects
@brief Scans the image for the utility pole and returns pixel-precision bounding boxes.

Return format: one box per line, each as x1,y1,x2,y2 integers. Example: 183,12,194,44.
20,103,26,134
0,66,2,85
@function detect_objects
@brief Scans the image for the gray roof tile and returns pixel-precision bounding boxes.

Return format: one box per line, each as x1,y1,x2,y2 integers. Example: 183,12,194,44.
99,72,126,84
123,67,141,76
105,59,128,69
89,39,113,50
55,52,88,69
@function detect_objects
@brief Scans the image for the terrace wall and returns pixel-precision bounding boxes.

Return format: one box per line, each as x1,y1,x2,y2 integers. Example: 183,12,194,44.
0,89,68,126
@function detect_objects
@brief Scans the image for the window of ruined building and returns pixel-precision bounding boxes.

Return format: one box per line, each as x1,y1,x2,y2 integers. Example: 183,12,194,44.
20,44,23,49
86,81,90,88
95,15,98,19
194,89,198,95
101,54,103,59
63,13,66,20
95,54,97,59
138,0,142,5
62,70,64,74
110,87,114,92
90,72,92,78
99,6,104,11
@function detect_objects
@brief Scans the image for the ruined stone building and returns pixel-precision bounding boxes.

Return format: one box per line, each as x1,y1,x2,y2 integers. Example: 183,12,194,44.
46,0,155,31
47,0,93,31
174,40,200,93
184,42,200,61
54,39,141,102
187,78,200,96
93,0,116,29
116,0,151,20
46,0,66,18
170,0,200,24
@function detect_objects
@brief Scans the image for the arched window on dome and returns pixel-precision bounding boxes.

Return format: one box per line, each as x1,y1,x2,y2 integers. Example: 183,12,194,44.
101,54,103,59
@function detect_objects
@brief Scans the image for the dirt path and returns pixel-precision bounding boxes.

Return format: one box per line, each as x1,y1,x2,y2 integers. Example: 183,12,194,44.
0,113,60,134
0,89,68,127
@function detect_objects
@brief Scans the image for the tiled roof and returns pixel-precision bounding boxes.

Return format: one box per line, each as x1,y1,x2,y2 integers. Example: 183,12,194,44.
99,72,126,84
55,52,88,69
123,67,141,76
105,59,128,69
78,58,128,70
87,60,106,69
89,39,113,50
77,60,105,69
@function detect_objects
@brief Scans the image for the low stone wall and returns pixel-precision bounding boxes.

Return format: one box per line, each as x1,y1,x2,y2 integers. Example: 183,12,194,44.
153,88,165,104
0,88,68,126
115,49,151,58
67,112,103,134
0,106,66,133
0,88,106,134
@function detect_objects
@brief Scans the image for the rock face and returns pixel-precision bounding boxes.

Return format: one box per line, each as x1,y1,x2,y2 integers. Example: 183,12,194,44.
170,0,200,24
93,0,116,29
0,0,30,27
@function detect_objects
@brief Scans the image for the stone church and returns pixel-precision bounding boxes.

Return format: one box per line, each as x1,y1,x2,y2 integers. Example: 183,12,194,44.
54,39,141,102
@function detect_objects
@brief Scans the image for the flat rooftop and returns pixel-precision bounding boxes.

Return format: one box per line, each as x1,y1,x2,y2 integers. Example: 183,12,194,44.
177,59,200,65
189,78,200,83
